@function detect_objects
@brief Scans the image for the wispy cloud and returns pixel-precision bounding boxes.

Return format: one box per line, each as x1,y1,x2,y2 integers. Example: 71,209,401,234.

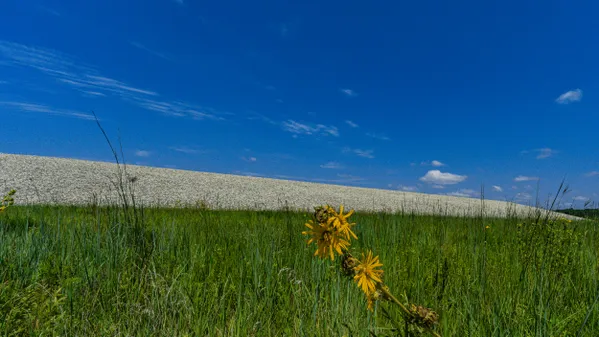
345,120,359,128
343,148,375,159
0,101,95,120
366,132,390,141
419,170,467,185
555,89,582,104
522,148,557,159
340,88,356,97
247,112,278,125
492,185,503,192
515,192,532,202
135,98,224,120
81,91,106,97
420,160,446,167
282,120,339,137
135,150,151,157
242,156,257,162
0,40,226,121
320,161,344,169
584,171,599,177
130,41,170,60
398,185,418,192
514,175,539,182
447,189,478,198
573,196,589,201
169,146,206,154
535,148,557,159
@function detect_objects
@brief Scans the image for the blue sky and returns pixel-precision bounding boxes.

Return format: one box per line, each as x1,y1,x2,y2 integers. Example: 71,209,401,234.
1,0,598,208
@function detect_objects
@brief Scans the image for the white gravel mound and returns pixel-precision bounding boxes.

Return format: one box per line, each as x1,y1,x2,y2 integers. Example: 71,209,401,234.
0,153,577,219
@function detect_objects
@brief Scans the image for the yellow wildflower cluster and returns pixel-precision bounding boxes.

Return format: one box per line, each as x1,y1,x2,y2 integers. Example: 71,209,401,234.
302,204,441,336
302,205,357,261
0,189,16,213
303,205,384,309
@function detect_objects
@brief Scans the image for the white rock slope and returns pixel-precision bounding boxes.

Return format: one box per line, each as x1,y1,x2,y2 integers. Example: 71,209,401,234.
0,153,575,219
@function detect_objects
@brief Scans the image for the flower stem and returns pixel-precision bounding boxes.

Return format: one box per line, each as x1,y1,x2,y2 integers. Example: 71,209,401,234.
379,286,442,337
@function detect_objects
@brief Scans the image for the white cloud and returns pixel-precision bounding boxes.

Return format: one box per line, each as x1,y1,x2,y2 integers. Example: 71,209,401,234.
353,149,375,159
492,185,503,192
0,40,227,121
135,150,151,157
82,91,106,97
421,160,446,167
555,89,582,104
419,170,467,185
242,156,257,162
522,148,557,159
345,120,359,128
432,184,446,189
320,161,344,169
0,101,95,120
366,133,390,141
535,148,557,159
447,189,478,198
585,171,599,177
514,175,539,182
515,192,532,202
169,146,205,154
573,196,589,201
398,185,418,192
282,120,339,137
135,98,224,120
340,88,356,97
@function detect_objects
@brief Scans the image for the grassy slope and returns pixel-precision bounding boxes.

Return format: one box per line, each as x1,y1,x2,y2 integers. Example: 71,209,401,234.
1,205,598,336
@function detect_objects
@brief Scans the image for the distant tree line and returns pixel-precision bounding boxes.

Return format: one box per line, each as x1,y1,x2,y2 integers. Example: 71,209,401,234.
556,208,599,219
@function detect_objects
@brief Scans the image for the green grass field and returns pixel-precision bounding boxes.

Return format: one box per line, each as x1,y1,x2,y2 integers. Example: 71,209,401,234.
1,204,598,336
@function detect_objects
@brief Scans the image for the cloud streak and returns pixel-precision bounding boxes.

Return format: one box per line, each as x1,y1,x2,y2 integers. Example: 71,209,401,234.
340,88,356,97
345,120,359,128
366,132,390,141
0,40,226,121
555,89,582,104
282,120,339,137
320,161,344,169
130,41,171,60
514,175,539,182
0,101,95,120
342,147,375,159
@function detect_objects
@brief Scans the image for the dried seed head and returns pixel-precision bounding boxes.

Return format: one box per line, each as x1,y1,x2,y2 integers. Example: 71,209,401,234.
341,252,357,276
408,304,440,329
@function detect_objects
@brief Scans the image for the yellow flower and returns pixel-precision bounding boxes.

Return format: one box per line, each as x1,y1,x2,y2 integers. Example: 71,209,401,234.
302,220,350,261
485,225,490,230
326,204,358,241
353,250,384,296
